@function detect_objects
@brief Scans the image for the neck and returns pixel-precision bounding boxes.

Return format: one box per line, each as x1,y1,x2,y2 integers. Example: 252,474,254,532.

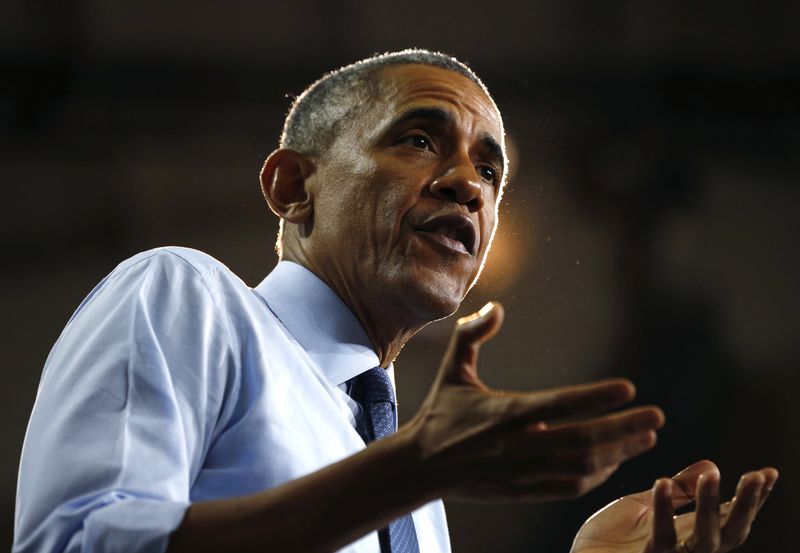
281,251,431,368
333,279,427,368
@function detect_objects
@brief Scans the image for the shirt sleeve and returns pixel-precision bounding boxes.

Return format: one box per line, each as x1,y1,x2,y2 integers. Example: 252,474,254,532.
14,249,238,553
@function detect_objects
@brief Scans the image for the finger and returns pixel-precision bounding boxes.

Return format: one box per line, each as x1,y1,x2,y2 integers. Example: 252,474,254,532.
624,460,716,506
757,467,779,509
497,429,655,482
668,460,719,509
454,301,505,344
510,464,620,502
507,379,639,425
720,471,765,549
689,471,721,553
540,430,657,478
650,478,678,551
529,406,664,448
442,302,504,384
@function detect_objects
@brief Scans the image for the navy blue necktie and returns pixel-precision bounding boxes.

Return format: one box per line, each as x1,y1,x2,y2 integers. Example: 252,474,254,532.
349,367,421,553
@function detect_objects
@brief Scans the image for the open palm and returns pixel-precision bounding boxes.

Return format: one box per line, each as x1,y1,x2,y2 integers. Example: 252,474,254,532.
571,460,777,553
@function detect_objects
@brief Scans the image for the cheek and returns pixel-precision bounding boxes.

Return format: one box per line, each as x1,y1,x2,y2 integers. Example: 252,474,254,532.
478,203,499,254
321,152,428,248
370,170,421,230
331,179,416,253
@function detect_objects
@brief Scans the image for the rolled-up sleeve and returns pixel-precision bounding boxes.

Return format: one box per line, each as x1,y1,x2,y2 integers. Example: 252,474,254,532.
14,250,237,553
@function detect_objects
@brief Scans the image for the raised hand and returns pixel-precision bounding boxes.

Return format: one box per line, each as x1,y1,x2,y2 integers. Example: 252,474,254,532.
402,302,665,503
570,460,779,553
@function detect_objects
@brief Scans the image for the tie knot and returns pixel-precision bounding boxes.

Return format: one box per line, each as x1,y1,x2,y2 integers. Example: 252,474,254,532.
355,367,395,406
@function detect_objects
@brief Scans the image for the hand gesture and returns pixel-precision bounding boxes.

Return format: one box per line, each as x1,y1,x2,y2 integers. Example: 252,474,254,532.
570,460,779,553
403,302,665,503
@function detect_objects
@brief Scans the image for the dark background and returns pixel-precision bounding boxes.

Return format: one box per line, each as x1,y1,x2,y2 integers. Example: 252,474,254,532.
2,1,798,551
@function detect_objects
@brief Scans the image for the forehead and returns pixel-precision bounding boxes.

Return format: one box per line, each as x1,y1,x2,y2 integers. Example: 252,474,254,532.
371,64,504,143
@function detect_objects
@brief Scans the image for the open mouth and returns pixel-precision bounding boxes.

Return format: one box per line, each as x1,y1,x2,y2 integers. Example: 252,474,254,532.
415,213,477,255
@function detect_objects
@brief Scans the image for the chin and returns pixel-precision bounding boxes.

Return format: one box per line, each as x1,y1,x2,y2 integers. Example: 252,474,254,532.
394,273,466,324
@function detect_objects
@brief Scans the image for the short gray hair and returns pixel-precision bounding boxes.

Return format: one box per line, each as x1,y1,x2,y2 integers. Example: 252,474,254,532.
280,48,494,158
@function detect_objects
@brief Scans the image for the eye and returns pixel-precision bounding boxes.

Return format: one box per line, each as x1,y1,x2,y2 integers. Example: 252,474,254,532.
399,133,434,151
477,165,498,184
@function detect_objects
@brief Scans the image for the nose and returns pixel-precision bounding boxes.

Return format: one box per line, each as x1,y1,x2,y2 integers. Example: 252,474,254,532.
429,161,484,212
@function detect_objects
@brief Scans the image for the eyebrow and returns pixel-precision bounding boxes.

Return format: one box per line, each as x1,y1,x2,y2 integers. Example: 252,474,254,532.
387,106,506,175
389,106,454,128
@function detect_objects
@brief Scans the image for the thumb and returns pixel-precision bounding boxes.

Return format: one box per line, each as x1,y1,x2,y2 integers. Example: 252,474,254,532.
442,301,504,385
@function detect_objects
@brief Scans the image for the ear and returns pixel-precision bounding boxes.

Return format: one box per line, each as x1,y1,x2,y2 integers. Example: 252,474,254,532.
259,149,315,224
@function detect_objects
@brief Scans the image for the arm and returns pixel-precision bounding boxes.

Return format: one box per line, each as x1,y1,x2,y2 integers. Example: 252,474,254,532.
170,302,666,552
17,256,662,553
14,250,232,553
571,460,779,553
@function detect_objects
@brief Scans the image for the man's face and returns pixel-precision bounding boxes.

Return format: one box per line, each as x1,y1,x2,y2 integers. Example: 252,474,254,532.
306,64,506,323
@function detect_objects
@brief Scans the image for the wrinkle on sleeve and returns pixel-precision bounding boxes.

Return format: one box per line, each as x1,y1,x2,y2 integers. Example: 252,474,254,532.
14,250,238,553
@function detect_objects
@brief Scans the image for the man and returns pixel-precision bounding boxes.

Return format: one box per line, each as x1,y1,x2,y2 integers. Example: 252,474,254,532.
15,49,776,553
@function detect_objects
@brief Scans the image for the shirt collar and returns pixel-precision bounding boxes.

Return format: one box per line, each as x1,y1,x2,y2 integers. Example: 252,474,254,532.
254,261,382,387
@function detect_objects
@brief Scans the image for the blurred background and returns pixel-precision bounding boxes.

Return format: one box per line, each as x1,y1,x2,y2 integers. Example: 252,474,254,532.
2,1,798,551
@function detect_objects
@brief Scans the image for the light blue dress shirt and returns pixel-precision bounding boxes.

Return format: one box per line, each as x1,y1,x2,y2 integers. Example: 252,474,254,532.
14,247,451,553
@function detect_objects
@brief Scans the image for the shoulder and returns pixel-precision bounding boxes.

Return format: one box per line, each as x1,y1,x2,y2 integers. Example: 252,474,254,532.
104,246,251,296
114,246,233,279
69,247,253,329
